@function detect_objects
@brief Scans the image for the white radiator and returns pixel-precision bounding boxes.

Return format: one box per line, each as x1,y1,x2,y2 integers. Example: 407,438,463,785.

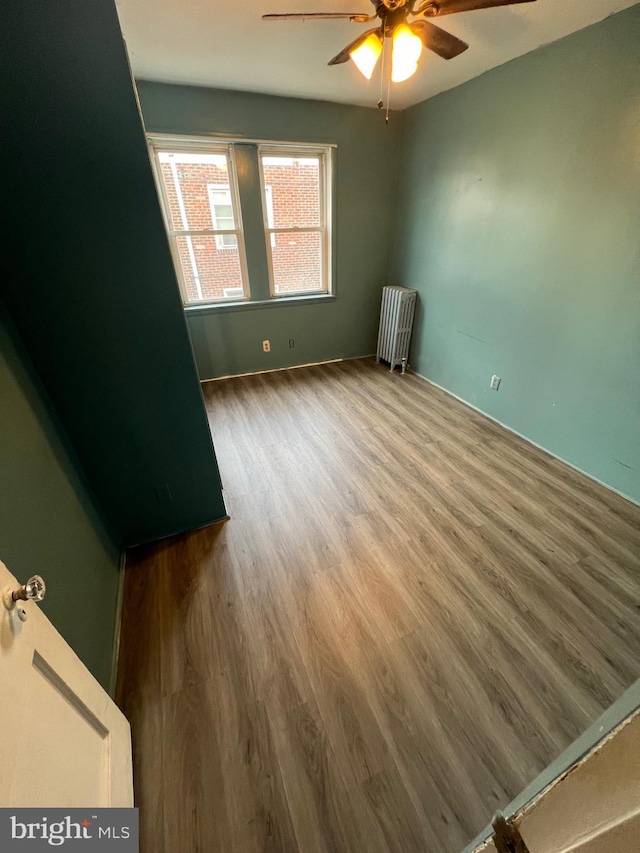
376,286,417,373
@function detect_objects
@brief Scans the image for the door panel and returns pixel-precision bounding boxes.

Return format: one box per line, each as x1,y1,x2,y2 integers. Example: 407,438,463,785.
0,560,132,807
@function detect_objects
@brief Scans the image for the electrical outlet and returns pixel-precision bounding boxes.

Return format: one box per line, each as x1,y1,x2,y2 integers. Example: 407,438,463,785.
289,339,295,348
154,483,173,504
263,340,270,352
490,375,501,391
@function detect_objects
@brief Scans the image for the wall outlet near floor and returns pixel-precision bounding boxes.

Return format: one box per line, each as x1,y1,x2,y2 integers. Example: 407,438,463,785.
490,375,501,391
289,339,295,349
263,340,270,353
154,483,173,504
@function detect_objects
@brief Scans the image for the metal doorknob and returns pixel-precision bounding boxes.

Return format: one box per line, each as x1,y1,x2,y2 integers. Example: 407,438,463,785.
12,575,46,603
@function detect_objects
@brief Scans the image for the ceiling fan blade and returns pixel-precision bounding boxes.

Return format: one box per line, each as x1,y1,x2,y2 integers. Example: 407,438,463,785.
328,27,381,65
263,12,372,22
416,0,536,16
410,20,468,59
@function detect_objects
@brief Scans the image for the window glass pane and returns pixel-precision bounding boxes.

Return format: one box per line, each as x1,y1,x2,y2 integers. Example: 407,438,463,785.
157,151,234,231
176,235,245,303
261,156,321,228
217,234,238,249
271,231,323,295
209,188,235,230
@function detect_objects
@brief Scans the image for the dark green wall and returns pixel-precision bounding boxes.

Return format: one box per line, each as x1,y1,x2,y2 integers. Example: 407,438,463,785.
392,5,640,503
0,309,120,691
137,82,403,379
1,0,226,548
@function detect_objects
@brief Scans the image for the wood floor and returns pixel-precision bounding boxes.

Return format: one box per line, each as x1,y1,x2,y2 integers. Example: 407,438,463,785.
116,358,640,853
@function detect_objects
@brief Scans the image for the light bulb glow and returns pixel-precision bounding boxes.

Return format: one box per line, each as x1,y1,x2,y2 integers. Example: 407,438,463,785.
350,32,383,80
391,24,423,83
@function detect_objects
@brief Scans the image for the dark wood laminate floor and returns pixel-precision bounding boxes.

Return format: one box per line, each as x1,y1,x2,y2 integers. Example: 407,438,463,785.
117,358,640,853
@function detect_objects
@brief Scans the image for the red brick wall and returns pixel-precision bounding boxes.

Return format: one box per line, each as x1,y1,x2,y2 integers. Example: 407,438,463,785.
263,159,322,294
160,155,323,302
161,161,243,302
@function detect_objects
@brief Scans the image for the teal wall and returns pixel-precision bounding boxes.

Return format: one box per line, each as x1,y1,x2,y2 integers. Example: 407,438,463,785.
392,5,640,503
0,309,120,691
1,0,227,550
137,82,402,379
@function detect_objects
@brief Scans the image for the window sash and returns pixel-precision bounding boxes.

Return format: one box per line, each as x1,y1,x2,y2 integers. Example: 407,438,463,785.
149,142,249,305
266,227,326,297
258,146,331,299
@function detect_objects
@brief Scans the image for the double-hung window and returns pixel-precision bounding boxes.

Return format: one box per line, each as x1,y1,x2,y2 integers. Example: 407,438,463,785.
259,147,331,297
149,141,248,304
150,136,333,307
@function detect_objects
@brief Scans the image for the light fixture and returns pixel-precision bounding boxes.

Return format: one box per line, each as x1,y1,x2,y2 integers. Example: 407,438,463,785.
349,32,383,80
391,23,423,83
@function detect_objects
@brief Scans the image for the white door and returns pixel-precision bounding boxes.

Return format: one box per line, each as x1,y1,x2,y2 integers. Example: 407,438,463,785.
0,559,133,807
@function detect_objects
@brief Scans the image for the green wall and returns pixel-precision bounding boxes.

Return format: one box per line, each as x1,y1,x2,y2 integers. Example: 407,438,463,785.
0,309,120,691
137,82,403,379
1,0,226,548
392,5,640,503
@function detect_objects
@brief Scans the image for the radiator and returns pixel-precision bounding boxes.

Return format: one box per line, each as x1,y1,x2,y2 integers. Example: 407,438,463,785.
376,286,417,373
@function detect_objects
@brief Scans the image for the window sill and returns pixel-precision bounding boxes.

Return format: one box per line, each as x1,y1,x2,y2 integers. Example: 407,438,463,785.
184,293,337,317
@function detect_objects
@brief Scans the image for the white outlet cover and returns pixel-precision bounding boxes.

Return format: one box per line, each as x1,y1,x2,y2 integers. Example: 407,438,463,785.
490,375,501,391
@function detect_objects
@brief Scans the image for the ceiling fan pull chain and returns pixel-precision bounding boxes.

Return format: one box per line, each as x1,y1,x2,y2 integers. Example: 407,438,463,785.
378,23,387,109
385,42,392,123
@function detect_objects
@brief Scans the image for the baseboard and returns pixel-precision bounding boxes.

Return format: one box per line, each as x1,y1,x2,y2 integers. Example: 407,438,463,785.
109,549,126,700
411,369,640,508
200,353,376,383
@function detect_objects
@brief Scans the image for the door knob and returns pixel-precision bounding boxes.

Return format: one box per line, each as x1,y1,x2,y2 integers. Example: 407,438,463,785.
12,575,46,603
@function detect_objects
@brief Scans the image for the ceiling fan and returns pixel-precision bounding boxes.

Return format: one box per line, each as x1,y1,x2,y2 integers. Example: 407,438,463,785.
264,0,537,88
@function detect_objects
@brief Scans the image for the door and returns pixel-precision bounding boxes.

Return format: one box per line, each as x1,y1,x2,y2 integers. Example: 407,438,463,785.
470,700,640,853
0,560,133,807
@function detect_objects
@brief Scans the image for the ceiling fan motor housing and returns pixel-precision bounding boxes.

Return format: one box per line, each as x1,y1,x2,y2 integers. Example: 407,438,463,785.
376,3,411,30
378,0,407,10
376,0,441,12
376,0,441,24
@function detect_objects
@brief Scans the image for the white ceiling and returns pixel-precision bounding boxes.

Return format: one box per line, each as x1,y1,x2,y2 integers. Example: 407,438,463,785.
115,0,639,110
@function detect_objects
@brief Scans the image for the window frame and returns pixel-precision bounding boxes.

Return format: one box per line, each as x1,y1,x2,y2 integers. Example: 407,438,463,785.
258,145,333,299
148,138,250,307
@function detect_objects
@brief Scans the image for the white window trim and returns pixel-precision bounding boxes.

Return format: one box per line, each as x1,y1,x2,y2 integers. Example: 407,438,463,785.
264,185,276,249
148,140,250,306
258,145,333,299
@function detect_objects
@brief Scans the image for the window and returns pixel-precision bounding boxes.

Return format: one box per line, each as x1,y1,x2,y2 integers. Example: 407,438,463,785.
149,136,333,307
149,143,248,304
208,185,238,250
259,148,331,297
